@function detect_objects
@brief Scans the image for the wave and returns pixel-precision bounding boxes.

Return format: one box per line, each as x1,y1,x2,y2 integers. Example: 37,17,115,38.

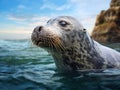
0,39,32,51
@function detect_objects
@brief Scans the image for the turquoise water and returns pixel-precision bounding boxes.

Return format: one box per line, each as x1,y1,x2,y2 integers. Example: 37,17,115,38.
0,40,120,90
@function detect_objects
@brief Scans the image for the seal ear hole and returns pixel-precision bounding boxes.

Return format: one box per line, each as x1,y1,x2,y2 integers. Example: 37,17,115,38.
83,29,86,33
83,29,86,31
38,26,43,32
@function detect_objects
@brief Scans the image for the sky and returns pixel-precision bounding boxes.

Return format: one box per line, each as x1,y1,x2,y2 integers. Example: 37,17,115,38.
0,0,111,39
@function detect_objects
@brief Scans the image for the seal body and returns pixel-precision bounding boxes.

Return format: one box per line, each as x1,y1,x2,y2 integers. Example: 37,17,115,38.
31,16,120,72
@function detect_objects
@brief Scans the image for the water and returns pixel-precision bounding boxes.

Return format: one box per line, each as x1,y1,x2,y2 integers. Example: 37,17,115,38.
0,40,120,90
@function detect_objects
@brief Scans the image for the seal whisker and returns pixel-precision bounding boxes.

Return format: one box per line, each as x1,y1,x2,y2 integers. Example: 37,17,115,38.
58,39,66,51
56,38,65,51
51,39,60,52
49,38,54,52
53,38,65,51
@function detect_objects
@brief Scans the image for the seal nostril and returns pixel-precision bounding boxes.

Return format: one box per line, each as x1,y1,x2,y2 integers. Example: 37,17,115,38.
38,26,43,32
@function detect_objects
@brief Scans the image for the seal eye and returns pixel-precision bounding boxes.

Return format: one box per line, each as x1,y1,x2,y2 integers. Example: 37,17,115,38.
59,20,68,27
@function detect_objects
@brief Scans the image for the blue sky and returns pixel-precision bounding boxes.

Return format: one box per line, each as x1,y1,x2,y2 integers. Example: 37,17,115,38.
0,0,111,39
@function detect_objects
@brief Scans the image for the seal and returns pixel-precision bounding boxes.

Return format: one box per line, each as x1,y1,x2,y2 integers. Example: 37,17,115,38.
31,16,120,72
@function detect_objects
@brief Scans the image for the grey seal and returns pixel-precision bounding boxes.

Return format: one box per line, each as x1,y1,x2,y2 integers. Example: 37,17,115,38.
31,16,120,72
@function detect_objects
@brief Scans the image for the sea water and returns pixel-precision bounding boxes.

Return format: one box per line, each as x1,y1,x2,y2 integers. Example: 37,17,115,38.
0,39,120,90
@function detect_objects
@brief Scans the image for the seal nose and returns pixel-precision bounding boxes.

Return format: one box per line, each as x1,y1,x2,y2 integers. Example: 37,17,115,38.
34,26,43,33
38,26,43,32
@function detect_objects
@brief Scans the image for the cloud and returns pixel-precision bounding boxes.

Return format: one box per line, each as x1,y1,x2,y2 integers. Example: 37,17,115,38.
29,16,51,26
56,4,71,11
5,13,51,31
7,14,28,21
18,5,26,9
31,16,50,21
40,1,71,11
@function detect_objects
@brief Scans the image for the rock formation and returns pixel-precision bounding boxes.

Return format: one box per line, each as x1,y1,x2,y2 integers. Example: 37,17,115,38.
91,0,120,43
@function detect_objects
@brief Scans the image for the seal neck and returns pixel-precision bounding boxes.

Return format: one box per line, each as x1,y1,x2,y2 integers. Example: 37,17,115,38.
50,32,105,71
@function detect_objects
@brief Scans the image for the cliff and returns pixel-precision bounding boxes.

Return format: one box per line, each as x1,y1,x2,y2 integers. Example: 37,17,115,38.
91,0,120,43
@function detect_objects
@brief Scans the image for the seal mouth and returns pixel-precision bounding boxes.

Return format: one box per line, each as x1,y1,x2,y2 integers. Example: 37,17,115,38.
31,34,65,51
36,39,43,46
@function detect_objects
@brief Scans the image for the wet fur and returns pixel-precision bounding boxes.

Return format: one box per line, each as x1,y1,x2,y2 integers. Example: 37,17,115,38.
31,16,120,72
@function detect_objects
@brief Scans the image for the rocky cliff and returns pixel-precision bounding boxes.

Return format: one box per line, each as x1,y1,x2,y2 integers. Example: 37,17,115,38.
91,0,120,43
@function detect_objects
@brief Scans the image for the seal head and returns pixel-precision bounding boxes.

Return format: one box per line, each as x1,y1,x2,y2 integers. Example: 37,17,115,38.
31,16,83,50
